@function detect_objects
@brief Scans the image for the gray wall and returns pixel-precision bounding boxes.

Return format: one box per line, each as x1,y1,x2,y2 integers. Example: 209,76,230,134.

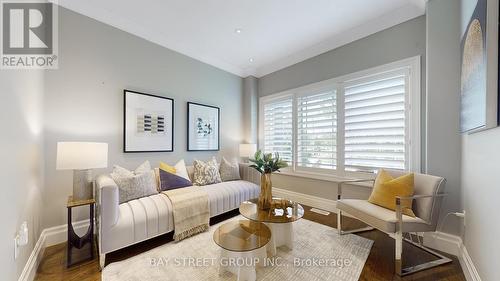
242,76,259,144
460,0,499,280
425,0,462,235
0,70,45,280
461,128,500,280
43,8,244,228
259,16,427,101
256,16,427,203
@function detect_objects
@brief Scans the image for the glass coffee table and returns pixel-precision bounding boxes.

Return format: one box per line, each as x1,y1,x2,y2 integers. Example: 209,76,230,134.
213,220,271,281
239,198,304,256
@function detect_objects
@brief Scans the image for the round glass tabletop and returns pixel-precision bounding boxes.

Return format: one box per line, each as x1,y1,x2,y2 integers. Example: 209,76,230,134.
239,198,304,224
213,220,271,252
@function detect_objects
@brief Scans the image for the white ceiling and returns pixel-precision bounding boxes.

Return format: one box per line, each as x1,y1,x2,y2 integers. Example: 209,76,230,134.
55,0,426,77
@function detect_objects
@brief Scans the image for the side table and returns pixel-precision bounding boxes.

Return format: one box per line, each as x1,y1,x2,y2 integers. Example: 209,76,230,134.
66,196,95,267
239,198,304,256
213,220,271,281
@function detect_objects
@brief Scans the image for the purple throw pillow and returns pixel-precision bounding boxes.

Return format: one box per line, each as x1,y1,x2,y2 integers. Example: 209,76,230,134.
159,169,192,191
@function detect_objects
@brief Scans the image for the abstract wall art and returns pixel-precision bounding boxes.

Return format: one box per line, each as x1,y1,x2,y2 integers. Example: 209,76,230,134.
460,0,487,133
460,0,500,133
124,90,174,152
187,102,220,151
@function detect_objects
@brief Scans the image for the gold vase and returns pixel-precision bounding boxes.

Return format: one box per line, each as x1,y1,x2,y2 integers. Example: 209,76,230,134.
258,173,273,210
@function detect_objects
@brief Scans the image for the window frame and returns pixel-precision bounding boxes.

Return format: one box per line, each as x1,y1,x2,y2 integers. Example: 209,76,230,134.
258,56,421,180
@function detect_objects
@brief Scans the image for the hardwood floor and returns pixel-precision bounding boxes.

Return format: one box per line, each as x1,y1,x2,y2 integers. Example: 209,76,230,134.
35,206,465,281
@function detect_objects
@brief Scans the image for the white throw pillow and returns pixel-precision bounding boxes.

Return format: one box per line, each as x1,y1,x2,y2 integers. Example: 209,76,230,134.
219,157,241,182
174,159,191,182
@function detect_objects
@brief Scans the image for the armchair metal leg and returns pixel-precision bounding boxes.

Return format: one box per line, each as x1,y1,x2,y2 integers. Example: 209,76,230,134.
337,210,342,235
395,237,452,276
337,210,374,235
394,198,451,276
395,228,403,275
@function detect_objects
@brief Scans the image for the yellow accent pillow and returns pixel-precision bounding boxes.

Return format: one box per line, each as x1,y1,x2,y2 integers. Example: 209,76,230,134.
159,162,176,174
368,169,416,217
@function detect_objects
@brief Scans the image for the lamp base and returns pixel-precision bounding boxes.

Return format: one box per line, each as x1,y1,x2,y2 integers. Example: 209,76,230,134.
73,170,93,201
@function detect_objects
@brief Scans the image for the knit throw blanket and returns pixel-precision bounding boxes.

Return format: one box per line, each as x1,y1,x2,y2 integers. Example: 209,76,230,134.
162,186,210,241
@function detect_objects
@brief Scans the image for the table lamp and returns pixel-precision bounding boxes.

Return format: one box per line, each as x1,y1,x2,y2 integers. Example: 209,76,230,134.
239,143,257,163
56,142,108,200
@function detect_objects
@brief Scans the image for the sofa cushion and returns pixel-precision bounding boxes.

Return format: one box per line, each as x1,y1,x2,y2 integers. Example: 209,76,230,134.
337,199,433,233
205,180,260,216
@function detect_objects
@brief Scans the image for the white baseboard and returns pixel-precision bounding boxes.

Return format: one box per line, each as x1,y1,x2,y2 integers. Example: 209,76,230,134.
423,231,462,256
421,232,481,281
18,220,91,281
18,229,47,281
459,244,482,281
43,220,91,247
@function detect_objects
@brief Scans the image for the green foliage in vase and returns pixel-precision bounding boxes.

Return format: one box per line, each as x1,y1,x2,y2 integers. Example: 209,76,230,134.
249,150,288,174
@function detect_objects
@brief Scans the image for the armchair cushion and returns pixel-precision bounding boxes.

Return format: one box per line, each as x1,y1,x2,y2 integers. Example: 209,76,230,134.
337,199,434,233
368,170,415,217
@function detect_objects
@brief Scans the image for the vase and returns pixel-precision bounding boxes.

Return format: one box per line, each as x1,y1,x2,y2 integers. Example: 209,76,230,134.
258,173,273,210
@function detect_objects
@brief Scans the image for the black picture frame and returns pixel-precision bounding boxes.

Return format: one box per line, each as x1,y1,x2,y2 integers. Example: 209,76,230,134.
187,102,220,151
123,90,174,153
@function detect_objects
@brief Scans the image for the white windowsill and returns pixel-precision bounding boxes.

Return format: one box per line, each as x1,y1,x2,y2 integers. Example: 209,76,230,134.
275,170,374,188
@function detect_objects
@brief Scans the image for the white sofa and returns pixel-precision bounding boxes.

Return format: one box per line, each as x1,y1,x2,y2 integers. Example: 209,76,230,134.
96,163,261,268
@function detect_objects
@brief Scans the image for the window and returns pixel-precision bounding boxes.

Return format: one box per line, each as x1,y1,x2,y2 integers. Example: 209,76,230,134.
259,57,420,178
262,97,293,163
297,90,337,170
344,72,407,173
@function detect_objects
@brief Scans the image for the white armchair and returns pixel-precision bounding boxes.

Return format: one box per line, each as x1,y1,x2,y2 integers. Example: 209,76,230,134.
336,170,451,276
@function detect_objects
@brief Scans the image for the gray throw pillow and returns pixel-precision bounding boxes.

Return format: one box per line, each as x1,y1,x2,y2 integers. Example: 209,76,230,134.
111,162,158,204
219,157,241,182
193,157,222,186
134,161,152,174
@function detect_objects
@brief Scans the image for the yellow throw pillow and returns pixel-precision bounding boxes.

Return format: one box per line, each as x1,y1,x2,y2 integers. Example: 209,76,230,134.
368,169,416,217
159,162,176,174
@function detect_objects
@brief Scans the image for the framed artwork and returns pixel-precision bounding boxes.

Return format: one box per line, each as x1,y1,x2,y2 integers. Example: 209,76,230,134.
460,0,499,133
123,90,174,152
187,102,220,151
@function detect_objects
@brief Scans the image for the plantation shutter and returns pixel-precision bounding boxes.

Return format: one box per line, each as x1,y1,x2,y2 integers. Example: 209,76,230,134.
344,72,407,173
263,97,293,163
297,90,337,170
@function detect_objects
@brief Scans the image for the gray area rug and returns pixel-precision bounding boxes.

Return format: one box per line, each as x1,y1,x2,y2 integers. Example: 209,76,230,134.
102,215,373,281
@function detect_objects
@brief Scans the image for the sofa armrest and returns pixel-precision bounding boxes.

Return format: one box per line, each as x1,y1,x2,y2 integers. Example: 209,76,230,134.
96,175,119,230
239,163,260,185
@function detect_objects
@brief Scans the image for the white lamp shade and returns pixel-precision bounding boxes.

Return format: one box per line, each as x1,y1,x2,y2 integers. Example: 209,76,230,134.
239,143,257,158
56,142,108,170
